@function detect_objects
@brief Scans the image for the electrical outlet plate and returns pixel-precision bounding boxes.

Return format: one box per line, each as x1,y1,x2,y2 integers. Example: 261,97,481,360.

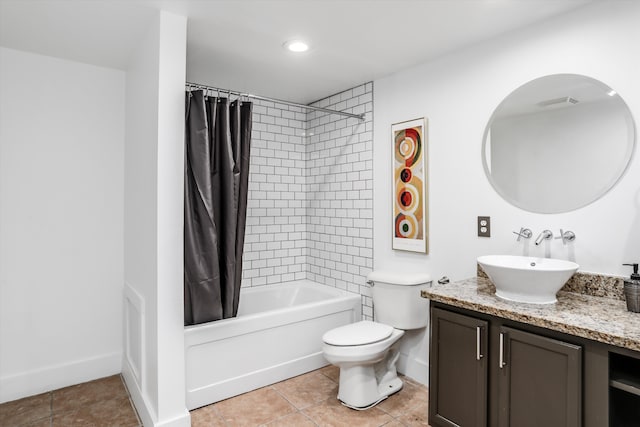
478,216,491,237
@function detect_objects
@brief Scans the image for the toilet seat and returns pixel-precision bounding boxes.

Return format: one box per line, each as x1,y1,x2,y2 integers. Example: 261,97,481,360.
322,320,393,346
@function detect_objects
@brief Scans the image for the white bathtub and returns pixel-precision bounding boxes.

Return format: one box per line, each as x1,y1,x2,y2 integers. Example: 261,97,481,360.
184,280,362,409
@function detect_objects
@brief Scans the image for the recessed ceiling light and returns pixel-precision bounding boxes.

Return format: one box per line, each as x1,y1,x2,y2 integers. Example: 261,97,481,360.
283,40,309,53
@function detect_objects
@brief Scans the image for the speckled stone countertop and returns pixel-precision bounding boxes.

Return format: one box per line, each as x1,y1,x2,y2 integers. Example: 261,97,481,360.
421,277,640,353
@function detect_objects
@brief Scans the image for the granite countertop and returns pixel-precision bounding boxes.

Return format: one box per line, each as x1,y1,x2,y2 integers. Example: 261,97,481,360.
421,277,640,352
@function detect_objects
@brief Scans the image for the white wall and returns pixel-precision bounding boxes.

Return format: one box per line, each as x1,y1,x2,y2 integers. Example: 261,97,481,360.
122,10,189,427
374,1,640,383
0,47,124,402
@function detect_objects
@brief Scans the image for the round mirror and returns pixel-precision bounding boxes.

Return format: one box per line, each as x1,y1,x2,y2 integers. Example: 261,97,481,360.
482,74,636,213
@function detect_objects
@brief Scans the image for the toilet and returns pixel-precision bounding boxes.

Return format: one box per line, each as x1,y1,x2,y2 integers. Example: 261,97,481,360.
322,270,431,410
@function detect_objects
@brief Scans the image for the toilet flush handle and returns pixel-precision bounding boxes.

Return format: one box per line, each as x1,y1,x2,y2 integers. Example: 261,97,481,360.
366,280,374,287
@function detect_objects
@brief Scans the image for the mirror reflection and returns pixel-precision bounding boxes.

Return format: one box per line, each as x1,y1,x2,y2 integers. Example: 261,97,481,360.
483,74,636,213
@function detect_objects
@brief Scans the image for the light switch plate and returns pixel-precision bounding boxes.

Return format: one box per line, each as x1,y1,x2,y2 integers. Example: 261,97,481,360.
478,216,491,237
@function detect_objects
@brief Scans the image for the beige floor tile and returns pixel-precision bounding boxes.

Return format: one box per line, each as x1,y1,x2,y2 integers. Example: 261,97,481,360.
262,411,317,426
402,376,427,389
273,371,338,409
52,395,139,427
214,387,296,426
21,417,52,427
377,379,428,418
52,375,126,414
303,397,394,427
318,365,340,383
1,368,429,427
396,399,430,427
0,392,51,427
190,405,226,427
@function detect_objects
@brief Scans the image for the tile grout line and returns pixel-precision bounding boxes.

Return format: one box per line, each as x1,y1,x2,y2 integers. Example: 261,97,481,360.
267,385,321,427
300,410,320,427
215,404,232,427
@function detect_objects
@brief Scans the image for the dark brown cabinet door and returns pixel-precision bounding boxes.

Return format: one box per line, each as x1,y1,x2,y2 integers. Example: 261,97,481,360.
430,307,488,427
497,326,582,427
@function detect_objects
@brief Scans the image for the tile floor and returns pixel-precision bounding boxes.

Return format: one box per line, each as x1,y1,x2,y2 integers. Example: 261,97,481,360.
0,375,141,427
1,366,430,427
191,366,430,427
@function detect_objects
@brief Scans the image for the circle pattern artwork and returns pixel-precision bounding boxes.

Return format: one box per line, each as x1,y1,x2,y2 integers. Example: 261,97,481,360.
393,122,426,246
395,214,418,238
400,168,412,183
395,181,419,214
394,128,422,167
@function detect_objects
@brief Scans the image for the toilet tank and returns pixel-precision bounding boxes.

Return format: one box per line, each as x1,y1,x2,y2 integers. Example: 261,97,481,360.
367,270,431,330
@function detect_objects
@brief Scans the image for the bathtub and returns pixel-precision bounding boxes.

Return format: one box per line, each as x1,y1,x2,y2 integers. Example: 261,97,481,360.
184,280,362,409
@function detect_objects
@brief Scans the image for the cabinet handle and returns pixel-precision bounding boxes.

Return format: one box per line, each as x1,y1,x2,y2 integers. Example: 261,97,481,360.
476,326,483,360
499,332,506,369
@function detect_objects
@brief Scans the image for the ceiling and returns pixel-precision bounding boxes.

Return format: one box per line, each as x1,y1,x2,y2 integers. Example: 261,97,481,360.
0,0,595,104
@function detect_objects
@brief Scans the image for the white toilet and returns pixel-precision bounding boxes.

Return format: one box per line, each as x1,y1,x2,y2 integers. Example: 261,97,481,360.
322,270,431,409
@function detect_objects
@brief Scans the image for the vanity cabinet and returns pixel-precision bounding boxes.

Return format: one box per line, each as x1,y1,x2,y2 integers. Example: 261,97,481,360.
609,352,640,425
430,306,583,427
496,326,582,427
430,308,488,427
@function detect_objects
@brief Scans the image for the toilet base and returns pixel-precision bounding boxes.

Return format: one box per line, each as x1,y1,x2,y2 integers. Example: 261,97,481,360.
377,376,403,401
336,346,403,410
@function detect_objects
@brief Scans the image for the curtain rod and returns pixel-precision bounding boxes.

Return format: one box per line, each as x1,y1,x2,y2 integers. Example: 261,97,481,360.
185,81,365,121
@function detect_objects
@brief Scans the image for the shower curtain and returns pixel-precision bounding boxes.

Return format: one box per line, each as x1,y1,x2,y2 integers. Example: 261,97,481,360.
184,90,252,326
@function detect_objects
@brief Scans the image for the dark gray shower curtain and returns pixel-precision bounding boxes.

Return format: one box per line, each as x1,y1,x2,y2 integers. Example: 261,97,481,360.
184,90,252,326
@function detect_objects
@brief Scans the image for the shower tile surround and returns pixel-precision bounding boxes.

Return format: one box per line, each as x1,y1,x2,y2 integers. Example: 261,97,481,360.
242,83,374,318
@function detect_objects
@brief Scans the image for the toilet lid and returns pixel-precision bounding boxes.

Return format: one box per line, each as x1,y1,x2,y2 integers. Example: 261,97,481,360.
322,321,394,346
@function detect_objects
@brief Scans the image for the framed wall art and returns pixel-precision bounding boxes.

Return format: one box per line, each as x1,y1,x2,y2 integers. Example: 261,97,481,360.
391,118,428,253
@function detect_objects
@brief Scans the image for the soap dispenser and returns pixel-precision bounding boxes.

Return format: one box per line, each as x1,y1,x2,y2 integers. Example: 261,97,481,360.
622,263,640,313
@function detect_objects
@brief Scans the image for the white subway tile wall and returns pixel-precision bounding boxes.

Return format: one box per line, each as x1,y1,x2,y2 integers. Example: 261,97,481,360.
242,82,374,320
306,83,374,319
243,100,308,286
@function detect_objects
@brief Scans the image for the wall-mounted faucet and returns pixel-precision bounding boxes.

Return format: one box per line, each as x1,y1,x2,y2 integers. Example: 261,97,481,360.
555,229,576,245
512,227,532,242
534,230,553,245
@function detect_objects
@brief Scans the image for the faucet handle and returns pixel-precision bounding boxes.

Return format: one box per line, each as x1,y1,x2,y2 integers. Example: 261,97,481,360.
554,229,576,245
512,227,532,242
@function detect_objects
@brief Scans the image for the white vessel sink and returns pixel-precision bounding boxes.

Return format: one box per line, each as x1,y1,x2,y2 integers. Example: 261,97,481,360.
477,255,579,304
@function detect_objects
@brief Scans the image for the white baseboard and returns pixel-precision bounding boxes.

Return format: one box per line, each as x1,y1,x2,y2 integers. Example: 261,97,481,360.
155,411,192,427
123,358,191,427
0,351,122,403
122,357,155,427
397,352,429,386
